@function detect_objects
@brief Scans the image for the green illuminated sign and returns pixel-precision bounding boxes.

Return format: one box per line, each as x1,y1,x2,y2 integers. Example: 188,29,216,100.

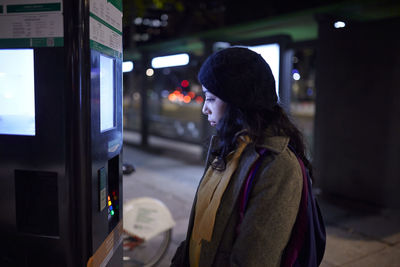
90,13,122,35
107,0,122,12
7,3,61,13
90,0,122,58
0,37,63,48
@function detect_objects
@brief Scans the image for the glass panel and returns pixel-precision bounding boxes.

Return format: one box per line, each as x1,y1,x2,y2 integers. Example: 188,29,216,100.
290,47,316,159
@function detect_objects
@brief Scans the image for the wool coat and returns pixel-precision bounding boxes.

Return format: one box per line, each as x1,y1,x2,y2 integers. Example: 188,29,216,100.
171,133,303,267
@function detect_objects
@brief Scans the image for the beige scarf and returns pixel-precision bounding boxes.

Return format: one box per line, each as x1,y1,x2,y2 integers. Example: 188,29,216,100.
191,135,251,243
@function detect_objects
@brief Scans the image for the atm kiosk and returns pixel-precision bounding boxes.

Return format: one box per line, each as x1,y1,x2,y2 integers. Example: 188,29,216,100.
0,1,123,266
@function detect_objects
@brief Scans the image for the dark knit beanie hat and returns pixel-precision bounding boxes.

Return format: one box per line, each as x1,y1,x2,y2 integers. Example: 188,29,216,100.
198,46,277,111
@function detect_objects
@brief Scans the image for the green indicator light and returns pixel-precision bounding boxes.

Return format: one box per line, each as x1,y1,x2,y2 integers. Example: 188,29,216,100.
110,210,114,216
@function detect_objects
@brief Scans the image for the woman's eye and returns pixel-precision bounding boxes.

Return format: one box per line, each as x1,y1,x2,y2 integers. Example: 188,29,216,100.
205,98,215,102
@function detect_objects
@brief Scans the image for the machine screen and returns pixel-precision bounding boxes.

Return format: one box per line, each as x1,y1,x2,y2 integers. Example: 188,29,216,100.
0,49,36,136
100,54,115,132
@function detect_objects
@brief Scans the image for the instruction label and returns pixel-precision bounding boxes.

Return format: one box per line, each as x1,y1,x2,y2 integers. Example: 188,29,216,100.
0,0,63,48
89,0,122,59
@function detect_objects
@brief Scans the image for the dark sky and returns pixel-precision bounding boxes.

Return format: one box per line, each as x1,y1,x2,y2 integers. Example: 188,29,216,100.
122,0,340,48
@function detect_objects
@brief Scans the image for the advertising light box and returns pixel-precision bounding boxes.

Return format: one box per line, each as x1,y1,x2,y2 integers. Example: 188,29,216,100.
248,43,280,100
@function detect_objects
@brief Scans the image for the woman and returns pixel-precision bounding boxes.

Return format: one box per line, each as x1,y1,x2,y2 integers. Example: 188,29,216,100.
171,47,320,267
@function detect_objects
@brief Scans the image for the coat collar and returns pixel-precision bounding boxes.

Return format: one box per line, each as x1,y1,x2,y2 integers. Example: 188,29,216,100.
256,131,290,154
207,129,290,160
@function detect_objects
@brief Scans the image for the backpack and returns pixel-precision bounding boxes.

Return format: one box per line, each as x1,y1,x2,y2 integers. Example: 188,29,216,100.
238,148,326,266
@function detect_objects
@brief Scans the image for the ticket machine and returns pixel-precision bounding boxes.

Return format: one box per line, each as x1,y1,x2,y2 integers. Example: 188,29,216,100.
0,1,123,266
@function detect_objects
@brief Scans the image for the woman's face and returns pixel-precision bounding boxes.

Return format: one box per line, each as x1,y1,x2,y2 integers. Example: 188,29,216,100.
202,86,227,127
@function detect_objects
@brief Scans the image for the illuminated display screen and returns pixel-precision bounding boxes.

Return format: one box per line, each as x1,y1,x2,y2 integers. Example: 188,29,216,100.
248,43,280,100
0,49,36,136
100,54,115,132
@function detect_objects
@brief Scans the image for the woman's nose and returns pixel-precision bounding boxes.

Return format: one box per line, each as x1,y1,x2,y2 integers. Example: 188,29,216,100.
202,103,209,115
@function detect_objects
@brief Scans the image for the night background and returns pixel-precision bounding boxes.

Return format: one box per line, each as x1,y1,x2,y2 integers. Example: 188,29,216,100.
122,0,344,48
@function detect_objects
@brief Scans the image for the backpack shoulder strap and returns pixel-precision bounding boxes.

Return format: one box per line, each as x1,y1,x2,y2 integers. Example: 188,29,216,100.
237,148,268,234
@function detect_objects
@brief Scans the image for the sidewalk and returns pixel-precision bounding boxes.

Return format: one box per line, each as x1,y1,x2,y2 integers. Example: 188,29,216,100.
122,134,400,267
